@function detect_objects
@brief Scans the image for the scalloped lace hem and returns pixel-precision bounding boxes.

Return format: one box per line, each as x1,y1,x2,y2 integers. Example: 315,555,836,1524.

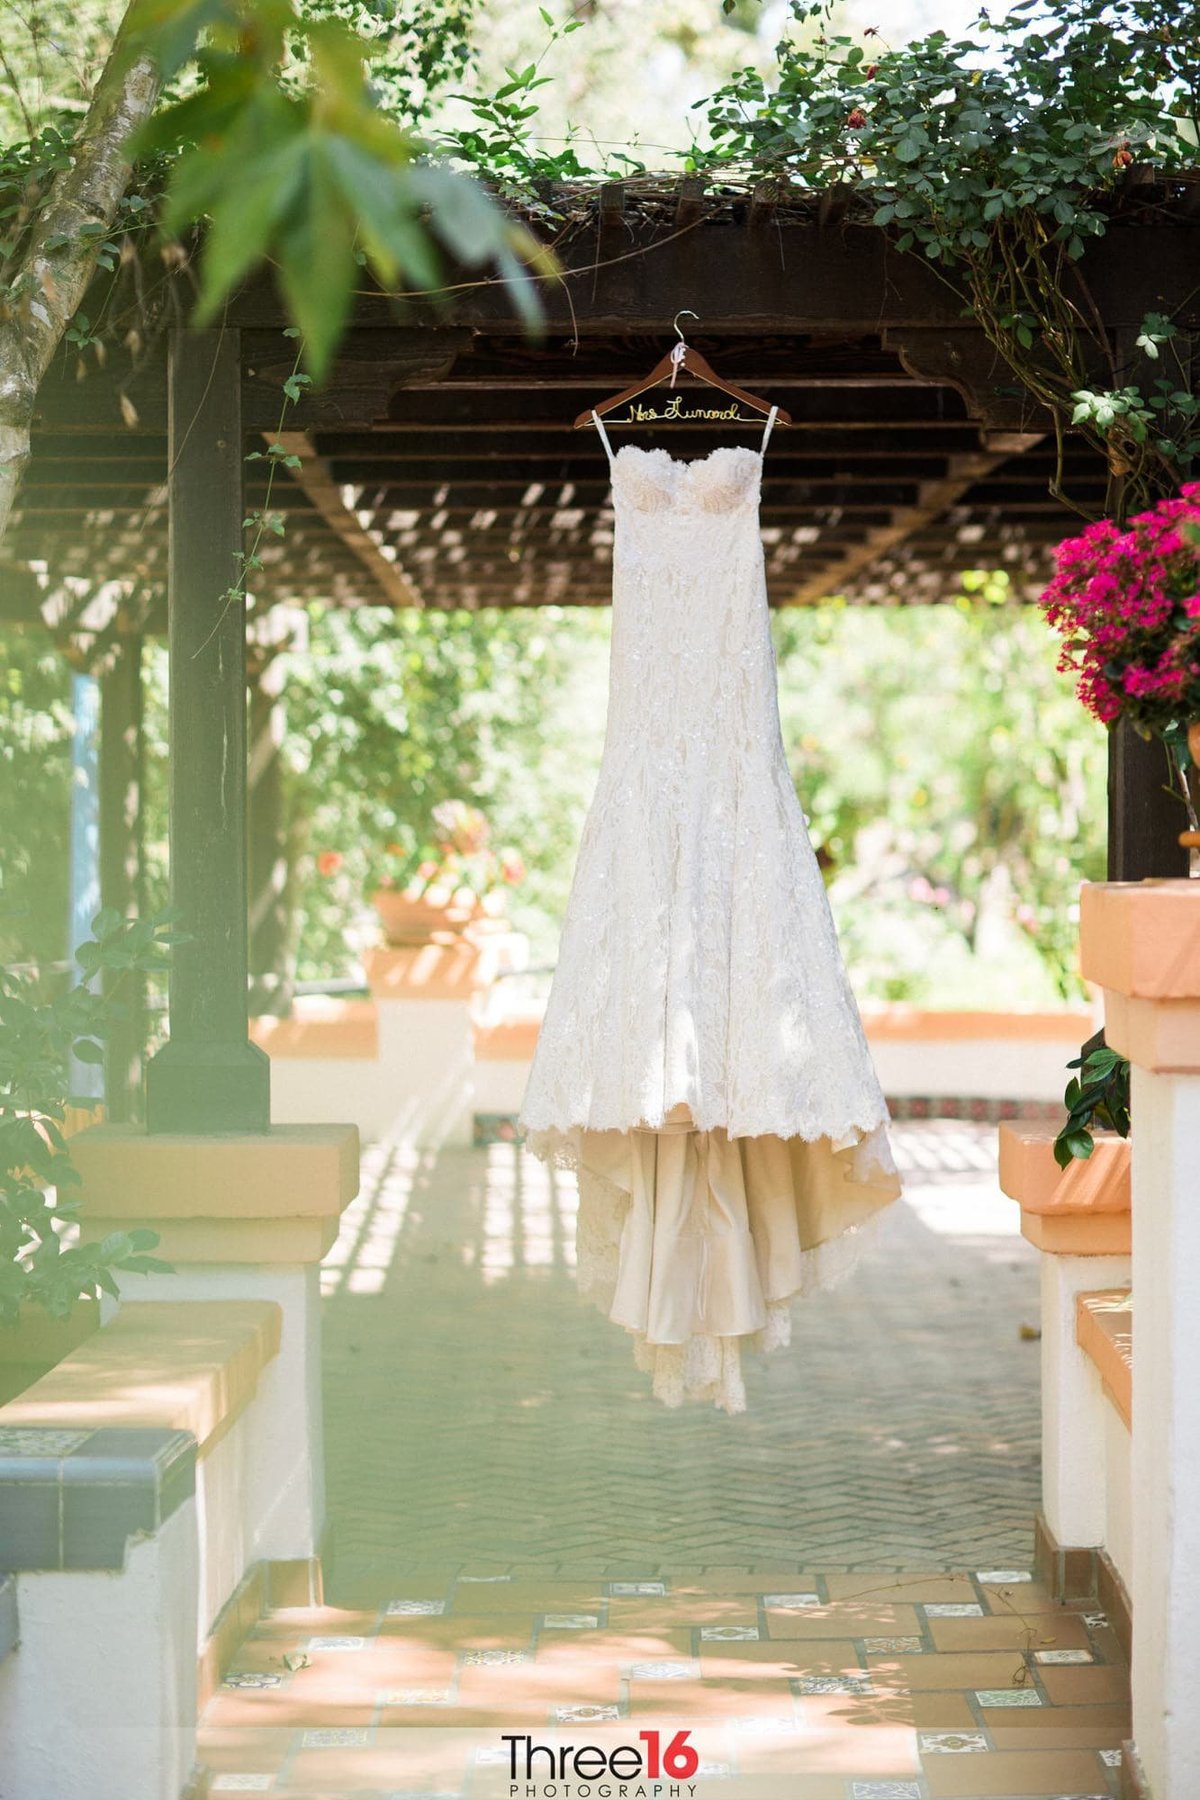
540,1117,897,1415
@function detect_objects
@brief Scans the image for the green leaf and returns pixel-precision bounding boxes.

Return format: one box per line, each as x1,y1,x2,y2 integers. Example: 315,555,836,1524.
276,141,358,381
193,124,308,321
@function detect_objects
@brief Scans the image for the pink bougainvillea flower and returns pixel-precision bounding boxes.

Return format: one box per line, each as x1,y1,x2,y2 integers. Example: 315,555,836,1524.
316,851,343,877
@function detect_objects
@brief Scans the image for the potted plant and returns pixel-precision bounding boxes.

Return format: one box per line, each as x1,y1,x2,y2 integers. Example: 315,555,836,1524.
367,802,526,946
1042,485,1200,1162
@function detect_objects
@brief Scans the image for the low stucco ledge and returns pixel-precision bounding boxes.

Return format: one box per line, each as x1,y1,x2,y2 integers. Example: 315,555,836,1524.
1080,881,1200,1072
67,1122,360,1265
998,1121,1131,1255
0,1301,281,1454
1076,1289,1133,1430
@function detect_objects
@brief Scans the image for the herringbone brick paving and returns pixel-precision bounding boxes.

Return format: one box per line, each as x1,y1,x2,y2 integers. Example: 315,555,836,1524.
321,1123,1042,1585
195,1124,1123,1798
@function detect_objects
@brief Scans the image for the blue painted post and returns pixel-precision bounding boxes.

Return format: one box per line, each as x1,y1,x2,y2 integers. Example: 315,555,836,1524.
68,671,103,1102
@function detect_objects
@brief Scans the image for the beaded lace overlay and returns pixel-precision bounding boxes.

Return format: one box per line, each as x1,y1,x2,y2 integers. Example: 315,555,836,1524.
520,429,901,1412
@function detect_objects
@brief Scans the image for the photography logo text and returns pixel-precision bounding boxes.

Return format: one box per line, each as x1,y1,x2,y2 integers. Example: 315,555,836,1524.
502,1729,700,1798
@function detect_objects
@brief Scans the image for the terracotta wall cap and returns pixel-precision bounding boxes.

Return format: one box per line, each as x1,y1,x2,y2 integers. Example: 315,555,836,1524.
1076,1288,1133,1429
1020,1210,1132,1255
363,939,483,1000
861,1006,1094,1042
1102,988,1200,1073
474,1017,541,1061
998,1121,1131,1215
71,1121,360,1221
251,999,378,1060
0,1299,282,1453
1080,880,1200,1000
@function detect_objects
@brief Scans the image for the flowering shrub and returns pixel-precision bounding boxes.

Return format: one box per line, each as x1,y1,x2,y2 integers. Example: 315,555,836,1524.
1042,485,1200,739
359,800,526,912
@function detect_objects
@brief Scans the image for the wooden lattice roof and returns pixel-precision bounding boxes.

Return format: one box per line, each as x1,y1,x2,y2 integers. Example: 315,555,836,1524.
4,173,1199,627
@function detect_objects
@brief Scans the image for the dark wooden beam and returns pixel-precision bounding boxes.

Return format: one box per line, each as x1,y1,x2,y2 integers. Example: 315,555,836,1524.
145,326,270,1133
274,432,421,605
783,442,1034,605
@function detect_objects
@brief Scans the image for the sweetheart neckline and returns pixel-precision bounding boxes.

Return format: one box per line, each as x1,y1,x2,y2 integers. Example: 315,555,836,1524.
612,443,763,474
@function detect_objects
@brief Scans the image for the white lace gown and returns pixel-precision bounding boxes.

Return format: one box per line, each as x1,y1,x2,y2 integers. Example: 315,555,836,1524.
520,408,900,1413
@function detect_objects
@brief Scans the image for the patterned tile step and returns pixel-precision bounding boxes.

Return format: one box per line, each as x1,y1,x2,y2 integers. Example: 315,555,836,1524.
196,1570,1127,1799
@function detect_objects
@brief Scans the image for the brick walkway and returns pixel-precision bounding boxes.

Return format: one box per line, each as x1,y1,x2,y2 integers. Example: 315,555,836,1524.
195,1124,1130,1799
321,1123,1042,1587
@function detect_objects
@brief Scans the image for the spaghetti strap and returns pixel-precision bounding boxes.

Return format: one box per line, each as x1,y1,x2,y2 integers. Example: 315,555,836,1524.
591,409,616,465
759,403,779,456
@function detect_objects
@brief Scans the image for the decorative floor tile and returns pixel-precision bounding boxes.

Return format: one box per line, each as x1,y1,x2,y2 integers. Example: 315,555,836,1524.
0,1427,91,1456
608,1581,665,1596
1034,1648,1094,1664
976,1569,1033,1583
458,1574,511,1584
299,1727,372,1747
925,1603,984,1617
975,1686,1044,1707
386,1599,446,1617
730,1715,802,1735
380,1688,454,1706
1082,1611,1109,1628
461,1649,531,1666
222,1673,283,1690
700,1625,760,1641
919,1731,989,1754
628,1659,700,1680
762,1592,821,1608
850,1784,923,1800
696,1762,733,1778
380,1791,460,1800
475,1749,510,1765
307,1636,368,1651
1101,1748,1123,1767
864,1636,924,1653
380,1791,459,1799
793,1673,873,1695
555,1704,620,1722
543,1613,599,1629
210,1780,274,1794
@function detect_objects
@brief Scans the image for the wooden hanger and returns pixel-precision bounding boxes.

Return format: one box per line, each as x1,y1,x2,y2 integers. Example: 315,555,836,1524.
573,311,792,429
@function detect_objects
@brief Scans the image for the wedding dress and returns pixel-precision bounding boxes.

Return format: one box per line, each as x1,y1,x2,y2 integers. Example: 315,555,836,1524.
520,406,900,1413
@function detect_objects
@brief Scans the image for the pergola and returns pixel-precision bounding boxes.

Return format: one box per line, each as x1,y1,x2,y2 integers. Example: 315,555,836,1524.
4,178,1196,1132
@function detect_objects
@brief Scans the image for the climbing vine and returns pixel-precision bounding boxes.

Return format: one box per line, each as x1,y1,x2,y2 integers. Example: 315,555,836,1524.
692,0,1200,518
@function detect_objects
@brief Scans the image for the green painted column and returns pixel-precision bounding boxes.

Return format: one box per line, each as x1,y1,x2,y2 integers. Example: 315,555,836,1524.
145,327,270,1132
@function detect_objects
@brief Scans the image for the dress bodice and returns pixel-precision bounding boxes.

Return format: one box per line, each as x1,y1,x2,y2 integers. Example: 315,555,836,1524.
602,441,777,760
611,444,765,517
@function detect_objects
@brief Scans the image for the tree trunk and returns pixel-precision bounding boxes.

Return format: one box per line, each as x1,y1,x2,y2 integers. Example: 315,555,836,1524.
0,32,159,545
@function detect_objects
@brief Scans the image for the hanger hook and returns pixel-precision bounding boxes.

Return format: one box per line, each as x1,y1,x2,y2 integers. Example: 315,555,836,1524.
672,308,698,343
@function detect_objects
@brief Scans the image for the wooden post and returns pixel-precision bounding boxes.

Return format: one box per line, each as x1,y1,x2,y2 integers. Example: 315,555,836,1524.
1107,719,1189,881
145,327,270,1132
98,626,145,1120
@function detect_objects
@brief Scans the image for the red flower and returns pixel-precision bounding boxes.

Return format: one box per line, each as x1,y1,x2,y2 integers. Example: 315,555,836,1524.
847,107,867,128
316,851,343,877
866,63,878,77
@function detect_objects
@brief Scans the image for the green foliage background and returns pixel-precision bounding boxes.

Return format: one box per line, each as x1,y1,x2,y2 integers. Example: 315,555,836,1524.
1,590,1107,1005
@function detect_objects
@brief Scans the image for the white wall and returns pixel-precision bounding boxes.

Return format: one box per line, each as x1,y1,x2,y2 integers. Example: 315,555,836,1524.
0,1501,198,1800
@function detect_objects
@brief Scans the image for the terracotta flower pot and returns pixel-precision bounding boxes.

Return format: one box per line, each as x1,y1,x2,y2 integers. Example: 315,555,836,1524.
1188,720,1200,768
370,888,479,945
